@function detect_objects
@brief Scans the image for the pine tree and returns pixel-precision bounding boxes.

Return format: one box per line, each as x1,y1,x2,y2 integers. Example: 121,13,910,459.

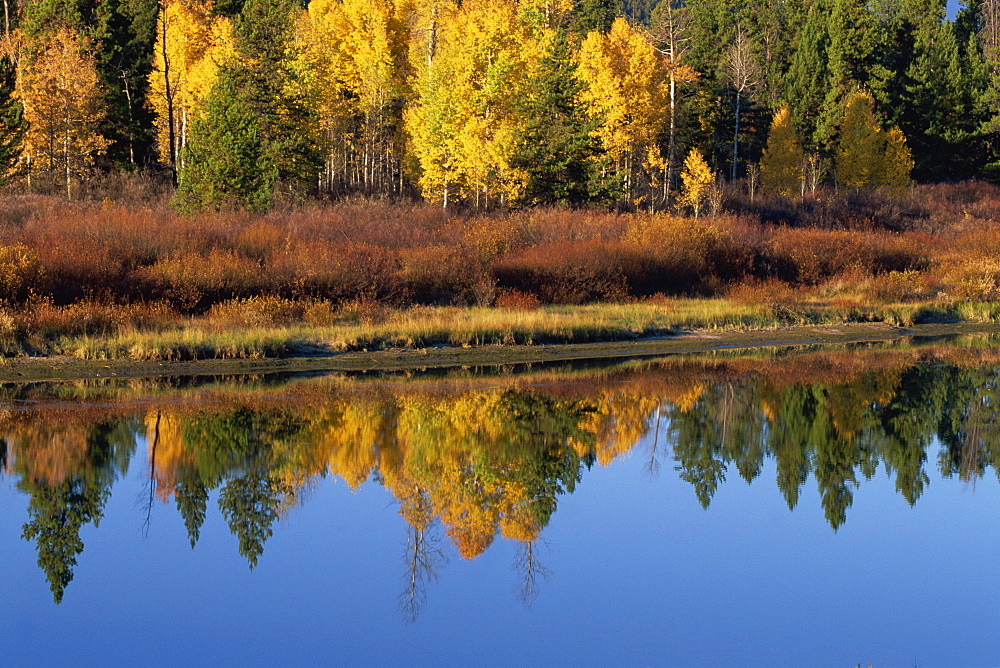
91,0,159,169
814,0,887,148
881,126,914,191
785,0,830,148
572,0,617,35
512,29,614,206
835,90,912,190
172,67,275,211
760,104,804,197
175,0,320,209
0,54,26,184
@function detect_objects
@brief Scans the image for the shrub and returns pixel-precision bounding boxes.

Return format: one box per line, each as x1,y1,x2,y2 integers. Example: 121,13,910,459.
493,240,628,304
0,243,43,302
495,289,542,310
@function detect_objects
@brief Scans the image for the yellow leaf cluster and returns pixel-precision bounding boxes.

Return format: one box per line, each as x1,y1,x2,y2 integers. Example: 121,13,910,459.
678,148,715,217
835,90,912,192
18,26,109,197
577,17,667,197
760,104,804,197
149,0,235,167
404,0,537,206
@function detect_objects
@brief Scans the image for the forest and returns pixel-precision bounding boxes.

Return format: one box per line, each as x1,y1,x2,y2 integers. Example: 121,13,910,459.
0,0,996,356
0,0,995,208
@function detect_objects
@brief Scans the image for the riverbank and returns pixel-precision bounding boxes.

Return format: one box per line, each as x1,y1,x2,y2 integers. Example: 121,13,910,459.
1,319,996,382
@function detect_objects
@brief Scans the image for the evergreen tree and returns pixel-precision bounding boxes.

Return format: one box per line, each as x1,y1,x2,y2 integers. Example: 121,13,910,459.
91,0,159,169
571,0,617,35
0,54,25,184
219,472,292,569
835,90,912,189
815,0,888,147
512,30,615,206
175,0,320,209
785,0,831,148
174,64,276,210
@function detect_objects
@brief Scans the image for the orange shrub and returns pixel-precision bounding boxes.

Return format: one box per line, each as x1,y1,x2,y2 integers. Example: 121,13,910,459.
398,245,486,305
493,240,628,304
495,289,542,310
0,243,44,303
139,249,267,310
268,241,399,303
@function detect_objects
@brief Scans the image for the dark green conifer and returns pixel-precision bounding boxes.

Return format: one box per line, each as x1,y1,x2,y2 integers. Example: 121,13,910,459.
512,30,617,207
0,54,26,184
175,0,320,210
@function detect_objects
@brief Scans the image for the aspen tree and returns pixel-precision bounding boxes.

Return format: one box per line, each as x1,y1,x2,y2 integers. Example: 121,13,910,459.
149,0,235,173
760,104,804,197
18,26,108,198
679,148,714,217
577,17,667,207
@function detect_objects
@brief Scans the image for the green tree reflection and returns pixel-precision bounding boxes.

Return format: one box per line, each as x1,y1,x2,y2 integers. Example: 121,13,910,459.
9,348,1000,607
18,419,136,603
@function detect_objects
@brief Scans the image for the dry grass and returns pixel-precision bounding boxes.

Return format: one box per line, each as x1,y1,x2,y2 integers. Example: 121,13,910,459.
0,183,995,359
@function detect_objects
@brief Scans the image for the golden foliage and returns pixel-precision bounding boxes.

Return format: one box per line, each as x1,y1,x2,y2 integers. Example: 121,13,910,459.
835,90,912,192
149,0,236,168
18,27,108,197
678,148,715,217
760,105,804,198
577,17,667,203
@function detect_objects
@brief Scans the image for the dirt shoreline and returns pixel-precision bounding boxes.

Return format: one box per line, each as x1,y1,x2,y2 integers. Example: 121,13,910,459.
0,322,996,382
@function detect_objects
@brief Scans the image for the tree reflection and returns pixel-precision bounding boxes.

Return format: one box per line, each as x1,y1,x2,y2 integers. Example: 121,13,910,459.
15,418,133,603
512,540,550,608
8,346,1000,603
399,522,447,623
219,473,293,569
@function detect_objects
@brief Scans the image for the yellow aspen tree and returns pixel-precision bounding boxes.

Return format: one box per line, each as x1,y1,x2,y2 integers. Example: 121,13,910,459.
149,0,235,174
294,0,352,191
577,17,668,207
880,126,913,193
760,104,804,197
404,50,464,206
679,148,714,217
451,0,537,206
405,0,460,73
18,27,108,199
325,0,411,194
405,0,536,207
834,90,911,191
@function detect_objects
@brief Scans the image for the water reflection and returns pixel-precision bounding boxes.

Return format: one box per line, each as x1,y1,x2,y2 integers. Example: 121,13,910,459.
4,340,1000,610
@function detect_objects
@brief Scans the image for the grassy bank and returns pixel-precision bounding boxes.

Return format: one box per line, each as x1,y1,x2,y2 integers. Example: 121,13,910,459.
6,297,997,363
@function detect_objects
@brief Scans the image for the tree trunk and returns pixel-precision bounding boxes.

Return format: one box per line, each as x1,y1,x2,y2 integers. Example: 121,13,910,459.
732,90,741,182
160,4,177,183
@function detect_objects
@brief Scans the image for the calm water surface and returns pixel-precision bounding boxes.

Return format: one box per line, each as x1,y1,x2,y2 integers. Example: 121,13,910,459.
3,340,1000,667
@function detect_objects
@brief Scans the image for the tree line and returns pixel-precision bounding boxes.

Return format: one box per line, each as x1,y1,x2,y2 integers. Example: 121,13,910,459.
0,0,995,209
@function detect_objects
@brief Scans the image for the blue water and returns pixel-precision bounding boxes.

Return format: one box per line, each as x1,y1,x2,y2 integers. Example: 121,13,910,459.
3,427,998,667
